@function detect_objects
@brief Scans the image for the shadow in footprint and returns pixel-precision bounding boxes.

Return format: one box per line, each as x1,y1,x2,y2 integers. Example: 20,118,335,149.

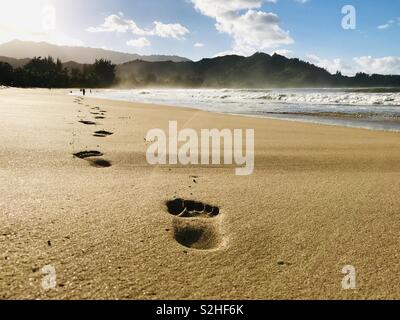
166,198,222,250
93,130,114,138
73,151,112,168
173,221,220,250
95,116,105,119
79,120,96,125
73,150,103,159
166,199,219,218
88,159,112,168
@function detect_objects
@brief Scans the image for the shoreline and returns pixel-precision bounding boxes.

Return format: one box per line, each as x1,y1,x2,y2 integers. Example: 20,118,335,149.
2,88,400,299
78,88,400,133
76,92,400,134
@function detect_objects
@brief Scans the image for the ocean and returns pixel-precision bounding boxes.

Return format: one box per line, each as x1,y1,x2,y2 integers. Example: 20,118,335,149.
78,88,400,132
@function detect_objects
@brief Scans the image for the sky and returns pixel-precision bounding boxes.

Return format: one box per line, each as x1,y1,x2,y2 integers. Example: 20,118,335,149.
0,0,399,75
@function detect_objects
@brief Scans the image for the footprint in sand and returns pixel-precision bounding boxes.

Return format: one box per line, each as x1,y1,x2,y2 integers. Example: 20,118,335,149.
79,120,97,125
165,199,224,250
73,150,112,168
93,130,114,138
74,151,103,158
89,158,112,168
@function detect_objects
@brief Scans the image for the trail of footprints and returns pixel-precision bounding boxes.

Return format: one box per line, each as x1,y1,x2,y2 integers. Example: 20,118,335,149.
72,96,114,168
166,198,224,250
73,96,224,251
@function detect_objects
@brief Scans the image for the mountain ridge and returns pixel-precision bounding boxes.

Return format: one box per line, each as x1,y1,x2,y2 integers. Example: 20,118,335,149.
116,52,400,88
1,43,400,88
0,40,190,64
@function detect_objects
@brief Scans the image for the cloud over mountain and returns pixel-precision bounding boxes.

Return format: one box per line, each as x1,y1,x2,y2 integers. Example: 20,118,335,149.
191,0,293,55
87,13,189,40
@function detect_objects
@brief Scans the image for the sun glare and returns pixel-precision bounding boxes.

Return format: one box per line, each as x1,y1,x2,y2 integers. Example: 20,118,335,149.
0,0,55,39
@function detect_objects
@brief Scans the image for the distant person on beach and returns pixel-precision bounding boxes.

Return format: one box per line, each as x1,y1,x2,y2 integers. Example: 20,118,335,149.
83,88,86,96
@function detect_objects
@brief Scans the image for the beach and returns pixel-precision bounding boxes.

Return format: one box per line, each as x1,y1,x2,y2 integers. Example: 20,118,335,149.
1,87,400,299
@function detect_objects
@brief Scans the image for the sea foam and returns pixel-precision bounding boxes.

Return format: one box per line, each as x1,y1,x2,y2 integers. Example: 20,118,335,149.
78,88,400,132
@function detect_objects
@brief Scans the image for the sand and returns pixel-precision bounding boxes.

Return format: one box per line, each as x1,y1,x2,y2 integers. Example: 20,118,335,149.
1,88,400,300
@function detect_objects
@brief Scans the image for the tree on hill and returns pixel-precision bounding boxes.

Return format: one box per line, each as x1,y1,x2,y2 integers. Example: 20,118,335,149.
1,53,400,88
0,62,14,86
91,59,116,87
0,56,116,88
21,56,69,87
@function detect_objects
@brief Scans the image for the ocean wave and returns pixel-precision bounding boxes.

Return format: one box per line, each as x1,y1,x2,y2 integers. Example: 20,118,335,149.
255,92,400,106
82,88,400,132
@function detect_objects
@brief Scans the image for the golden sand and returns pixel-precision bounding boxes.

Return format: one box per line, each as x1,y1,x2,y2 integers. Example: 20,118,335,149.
1,88,400,299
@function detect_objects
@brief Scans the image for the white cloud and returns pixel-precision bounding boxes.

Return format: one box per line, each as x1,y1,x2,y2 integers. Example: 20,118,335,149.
220,10,293,54
194,42,204,47
87,14,143,33
152,21,189,39
306,54,353,75
213,49,244,57
192,0,262,17
126,37,151,48
377,17,400,30
88,13,189,40
353,56,400,75
305,54,400,76
191,0,293,56
378,24,390,30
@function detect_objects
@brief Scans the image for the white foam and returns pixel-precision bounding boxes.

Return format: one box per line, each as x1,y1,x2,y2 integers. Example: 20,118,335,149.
77,88,400,132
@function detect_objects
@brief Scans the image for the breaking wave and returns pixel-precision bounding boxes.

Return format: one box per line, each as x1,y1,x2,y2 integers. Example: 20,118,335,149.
81,88,400,132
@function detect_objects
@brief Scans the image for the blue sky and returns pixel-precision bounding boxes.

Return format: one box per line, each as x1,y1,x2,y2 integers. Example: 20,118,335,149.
0,0,399,74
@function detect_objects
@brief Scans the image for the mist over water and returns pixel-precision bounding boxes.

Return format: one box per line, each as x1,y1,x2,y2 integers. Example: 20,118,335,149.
85,88,400,132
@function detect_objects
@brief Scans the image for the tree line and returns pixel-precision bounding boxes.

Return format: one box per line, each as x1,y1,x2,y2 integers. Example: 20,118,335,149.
1,53,400,89
0,56,116,88
116,54,400,88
